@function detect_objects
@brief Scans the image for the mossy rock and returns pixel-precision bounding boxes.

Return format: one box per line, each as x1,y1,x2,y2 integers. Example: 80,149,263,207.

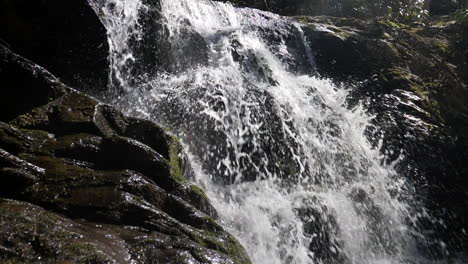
0,44,252,263
0,199,118,263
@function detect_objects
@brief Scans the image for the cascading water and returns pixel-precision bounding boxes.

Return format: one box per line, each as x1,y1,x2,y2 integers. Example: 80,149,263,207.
90,0,458,263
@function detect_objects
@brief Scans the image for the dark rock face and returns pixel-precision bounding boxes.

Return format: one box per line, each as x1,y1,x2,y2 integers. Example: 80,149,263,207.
221,0,465,20
429,0,465,15
88,0,208,90
0,0,109,91
217,0,333,16
299,15,468,255
0,44,251,264
294,196,348,264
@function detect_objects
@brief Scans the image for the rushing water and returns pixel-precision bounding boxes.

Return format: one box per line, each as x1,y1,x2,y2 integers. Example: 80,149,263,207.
90,0,460,263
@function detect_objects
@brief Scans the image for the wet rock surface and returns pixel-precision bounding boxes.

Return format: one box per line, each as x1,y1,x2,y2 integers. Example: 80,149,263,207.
0,43,251,264
218,0,465,18
298,15,468,254
1,0,467,261
216,0,335,16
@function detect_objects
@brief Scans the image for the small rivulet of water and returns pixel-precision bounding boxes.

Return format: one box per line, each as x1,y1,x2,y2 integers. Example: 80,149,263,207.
90,0,460,263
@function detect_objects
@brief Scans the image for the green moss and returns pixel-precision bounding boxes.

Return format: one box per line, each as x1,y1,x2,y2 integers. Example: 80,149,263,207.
420,83,443,120
386,68,411,83
379,20,399,29
22,155,101,185
335,29,354,39
433,19,456,28
408,82,443,121
378,20,408,29
19,129,52,141
189,185,208,201
0,200,113,263
40,133,97,155
0,124,54,155
60,241,110,263
19,129,54,155
185,228,251,264
294,16,310,24
384,68,443,121
453,8,468,25
165,135,213,212
167,134,187,186
430,39,450,55
0,125,25,153
57,92,97,123
11,104,51,129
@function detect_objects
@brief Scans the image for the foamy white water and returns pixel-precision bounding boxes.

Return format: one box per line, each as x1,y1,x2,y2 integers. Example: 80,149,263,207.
90,0,461,263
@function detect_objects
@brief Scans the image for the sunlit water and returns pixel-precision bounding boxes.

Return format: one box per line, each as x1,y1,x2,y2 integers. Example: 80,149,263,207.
89,0,462,263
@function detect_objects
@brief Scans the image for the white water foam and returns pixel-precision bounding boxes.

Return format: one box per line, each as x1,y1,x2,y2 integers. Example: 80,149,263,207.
90,0,457,263
89,0,145,90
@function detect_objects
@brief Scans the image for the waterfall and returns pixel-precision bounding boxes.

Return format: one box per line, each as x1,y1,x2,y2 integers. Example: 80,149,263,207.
90,0,457,263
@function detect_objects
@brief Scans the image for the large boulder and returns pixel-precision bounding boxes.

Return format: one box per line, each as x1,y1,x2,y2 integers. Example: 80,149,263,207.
0,0,109,91
0,43,251,264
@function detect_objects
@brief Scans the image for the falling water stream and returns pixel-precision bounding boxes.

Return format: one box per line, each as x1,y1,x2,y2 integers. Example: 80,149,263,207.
90,0,460,263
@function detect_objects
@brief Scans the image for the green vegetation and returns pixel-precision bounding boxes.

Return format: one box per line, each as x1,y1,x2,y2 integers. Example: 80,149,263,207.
189,184,209,202
379,19,404,29
454,7,468,45
167,134,187,185
385,68,443,121
185,228,252,264
329,0,428,22
454,7,468,24
329,0,467,24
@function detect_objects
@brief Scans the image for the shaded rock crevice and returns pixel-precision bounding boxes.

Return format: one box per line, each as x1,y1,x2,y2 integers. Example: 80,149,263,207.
0,0,110,92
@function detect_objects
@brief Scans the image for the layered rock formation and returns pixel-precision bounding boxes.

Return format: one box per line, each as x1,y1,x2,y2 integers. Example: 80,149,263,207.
0,43,251,263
